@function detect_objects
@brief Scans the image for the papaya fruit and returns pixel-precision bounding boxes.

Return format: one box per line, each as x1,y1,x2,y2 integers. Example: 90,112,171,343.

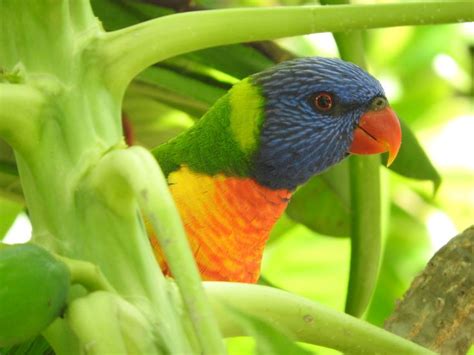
0,243,70,347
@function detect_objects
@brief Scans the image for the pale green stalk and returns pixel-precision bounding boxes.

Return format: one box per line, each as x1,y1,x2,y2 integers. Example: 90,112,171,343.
328,2,383,316
1,0,472,353
66,291,157,355
101,1,473,97
0,2,195,353
42,319,81,355
56,256,116,293
204,282,434,355
87,146,224,354
0,83,44,153
346,155,382,317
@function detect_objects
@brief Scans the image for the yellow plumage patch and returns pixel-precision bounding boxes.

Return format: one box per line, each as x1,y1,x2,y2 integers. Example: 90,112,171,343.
150,166,291,283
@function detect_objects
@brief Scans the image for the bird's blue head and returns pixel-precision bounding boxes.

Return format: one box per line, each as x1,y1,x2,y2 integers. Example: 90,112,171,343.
250,57,401,190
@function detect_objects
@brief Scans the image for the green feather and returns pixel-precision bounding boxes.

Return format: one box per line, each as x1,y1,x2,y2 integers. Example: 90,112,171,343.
152,78,264,178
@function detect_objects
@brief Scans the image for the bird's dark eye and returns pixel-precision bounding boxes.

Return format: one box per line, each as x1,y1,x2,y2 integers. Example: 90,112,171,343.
313,92,334,112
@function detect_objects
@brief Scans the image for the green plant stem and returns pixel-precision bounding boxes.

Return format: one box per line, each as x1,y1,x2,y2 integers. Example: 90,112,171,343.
56,256,116,293
127,81,210,117
66,291,156,355
320,6,383,316
0,83,44,153
88,146,224,355
204,282,434,355
136,66,226,106
102,1,473,97
42,318,81,355
346,154,382,317
0,172,23,203
0,160,18,176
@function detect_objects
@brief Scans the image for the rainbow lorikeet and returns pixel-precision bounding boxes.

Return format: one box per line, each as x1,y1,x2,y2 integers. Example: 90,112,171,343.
150,57,401,283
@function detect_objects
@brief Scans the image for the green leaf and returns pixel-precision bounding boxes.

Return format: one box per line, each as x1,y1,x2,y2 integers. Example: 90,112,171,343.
93,0,276,80
91,0,173,31
384,119,441,193
123,92,195,148
286,160,350,237
366,203,431,326
0,335,53,355
178,44,274,80
137,66,227,107
228,307,313,355
0,198,23,240
263,226,350,310
267,213,297,245
0,140,22,202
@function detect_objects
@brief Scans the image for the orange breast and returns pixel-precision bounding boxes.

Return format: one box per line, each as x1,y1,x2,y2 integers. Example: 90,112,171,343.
150,166,291,283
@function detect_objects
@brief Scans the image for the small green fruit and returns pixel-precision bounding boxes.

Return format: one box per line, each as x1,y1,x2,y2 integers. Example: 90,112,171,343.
0,243,70,347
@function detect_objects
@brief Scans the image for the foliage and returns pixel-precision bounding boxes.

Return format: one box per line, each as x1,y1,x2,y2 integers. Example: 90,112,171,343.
0,0,472,354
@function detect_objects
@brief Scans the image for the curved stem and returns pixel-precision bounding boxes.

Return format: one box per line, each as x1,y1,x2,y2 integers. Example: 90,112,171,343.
318,0,383,317
204,282,434,355
66,291,143,354
89,146,224,354
0,160,17,176
101,1,474,97
42,318,81,355
337,33,383,317
56,256,116,293
346,154,382,317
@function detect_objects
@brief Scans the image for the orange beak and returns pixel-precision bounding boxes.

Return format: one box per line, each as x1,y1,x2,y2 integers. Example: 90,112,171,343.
349,107,402,166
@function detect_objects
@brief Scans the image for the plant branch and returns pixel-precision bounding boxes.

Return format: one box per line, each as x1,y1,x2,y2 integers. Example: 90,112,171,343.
0,83,44,152
318,0,383,317
89,146,224,354
42,318,81,355
66,291,156,354
204,282,434,355
385,226,474,353
56,256,116,293
0,160,17,176
101,1,474,97
346,154,382,317
345,156,382,317
336,34,383,317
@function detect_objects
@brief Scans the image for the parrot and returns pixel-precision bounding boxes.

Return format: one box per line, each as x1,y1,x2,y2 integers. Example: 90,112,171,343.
150,57,401,283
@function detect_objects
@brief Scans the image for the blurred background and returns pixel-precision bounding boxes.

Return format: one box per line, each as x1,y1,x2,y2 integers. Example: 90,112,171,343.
0,0,472,354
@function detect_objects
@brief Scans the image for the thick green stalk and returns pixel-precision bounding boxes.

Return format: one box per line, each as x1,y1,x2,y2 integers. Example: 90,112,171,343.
346,154,381,317
0,160,17,176
66,291,157,355
2,1,472,353
87,147,224,354
101,1,473,97
42,319,81,355
127,81,210,117
0,2,197,353
204,282,434,355
56,256,116,293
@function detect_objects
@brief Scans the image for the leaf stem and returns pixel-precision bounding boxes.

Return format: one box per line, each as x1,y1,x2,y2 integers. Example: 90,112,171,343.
101,1,474,97
88,146,225,354
204,282,434,355
346,154,382,316
0,83,43,153
324,14,383,317
42,318,81,355
56,256,116,293
0,160,18,176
